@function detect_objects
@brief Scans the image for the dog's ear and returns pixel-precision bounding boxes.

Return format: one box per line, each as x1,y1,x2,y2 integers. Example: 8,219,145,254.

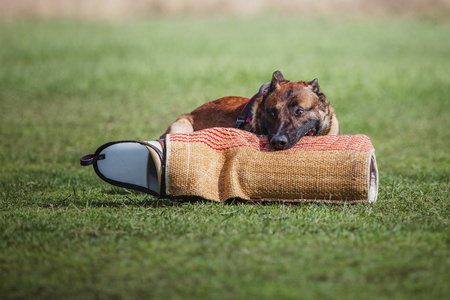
307,78,321,93
256,82,270,102
269,70,286,91
307,78,327,103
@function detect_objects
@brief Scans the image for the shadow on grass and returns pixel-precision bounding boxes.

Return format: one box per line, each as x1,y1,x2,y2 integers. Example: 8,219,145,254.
36,187,370,211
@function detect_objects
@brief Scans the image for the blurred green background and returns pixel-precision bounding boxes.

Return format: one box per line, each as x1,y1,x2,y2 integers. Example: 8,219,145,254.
0,1,449,299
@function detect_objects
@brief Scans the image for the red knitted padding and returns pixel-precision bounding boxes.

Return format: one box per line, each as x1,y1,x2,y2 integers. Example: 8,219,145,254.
168,127,373,152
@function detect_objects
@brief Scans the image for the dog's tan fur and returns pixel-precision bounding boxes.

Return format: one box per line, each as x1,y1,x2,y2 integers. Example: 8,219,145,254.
161,71,339,150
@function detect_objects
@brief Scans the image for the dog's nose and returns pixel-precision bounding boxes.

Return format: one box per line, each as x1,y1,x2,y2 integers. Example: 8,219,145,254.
270,135,288,150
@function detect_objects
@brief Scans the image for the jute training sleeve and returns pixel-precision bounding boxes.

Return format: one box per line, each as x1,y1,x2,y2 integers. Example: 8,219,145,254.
165,128,378,203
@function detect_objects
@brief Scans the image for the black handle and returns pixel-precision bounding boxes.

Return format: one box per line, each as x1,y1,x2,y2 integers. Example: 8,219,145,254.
80,153,105,166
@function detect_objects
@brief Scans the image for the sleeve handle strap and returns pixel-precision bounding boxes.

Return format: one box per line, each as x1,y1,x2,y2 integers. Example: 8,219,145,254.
80,153,105,166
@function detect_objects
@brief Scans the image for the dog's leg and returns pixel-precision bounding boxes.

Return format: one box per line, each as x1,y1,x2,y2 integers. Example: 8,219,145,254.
160,114,194,138
168,114,194,133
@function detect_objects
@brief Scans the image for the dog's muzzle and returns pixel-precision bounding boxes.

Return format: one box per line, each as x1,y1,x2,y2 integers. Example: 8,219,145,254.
270,135,289,150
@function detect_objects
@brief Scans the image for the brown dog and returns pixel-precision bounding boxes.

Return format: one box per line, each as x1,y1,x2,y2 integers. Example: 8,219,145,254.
161,71,339,150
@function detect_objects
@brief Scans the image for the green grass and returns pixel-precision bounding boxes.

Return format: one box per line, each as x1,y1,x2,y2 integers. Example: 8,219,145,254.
0,17,449,299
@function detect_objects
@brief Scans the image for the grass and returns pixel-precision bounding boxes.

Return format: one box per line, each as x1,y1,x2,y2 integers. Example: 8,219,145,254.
0,16,449,299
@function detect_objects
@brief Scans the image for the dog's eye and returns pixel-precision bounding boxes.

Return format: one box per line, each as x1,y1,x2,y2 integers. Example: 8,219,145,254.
268,111,276,118
295,108,304,116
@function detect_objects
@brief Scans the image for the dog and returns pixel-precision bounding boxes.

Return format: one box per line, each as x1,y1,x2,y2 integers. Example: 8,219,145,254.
161,70,339,150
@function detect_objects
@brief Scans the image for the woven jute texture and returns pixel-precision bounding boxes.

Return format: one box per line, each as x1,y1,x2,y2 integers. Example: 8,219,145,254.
165,128,378,203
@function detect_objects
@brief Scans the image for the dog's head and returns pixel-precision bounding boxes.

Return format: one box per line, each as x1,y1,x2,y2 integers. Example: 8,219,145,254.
252,71,338,150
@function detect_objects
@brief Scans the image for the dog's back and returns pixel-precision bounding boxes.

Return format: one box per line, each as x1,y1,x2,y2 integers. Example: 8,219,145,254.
161,96,250,138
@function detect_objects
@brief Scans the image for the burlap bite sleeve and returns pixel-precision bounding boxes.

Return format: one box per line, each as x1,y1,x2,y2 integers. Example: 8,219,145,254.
165,128,378,203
